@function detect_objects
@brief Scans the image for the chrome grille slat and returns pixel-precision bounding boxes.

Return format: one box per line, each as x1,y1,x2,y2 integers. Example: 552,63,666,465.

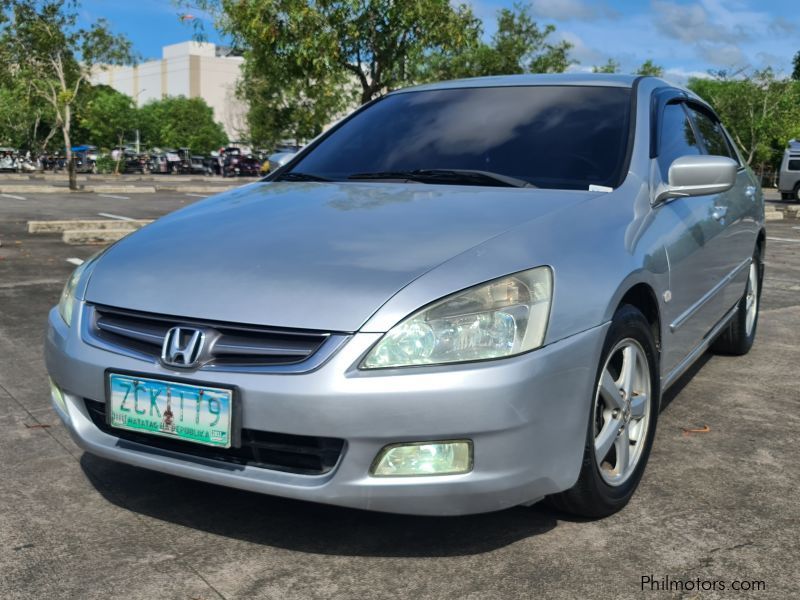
95,319,167,346
86,304,337,371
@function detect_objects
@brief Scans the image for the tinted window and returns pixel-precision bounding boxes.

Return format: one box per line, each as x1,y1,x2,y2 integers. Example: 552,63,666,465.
687,107,734,159
658,102,701,180
290,86,632,190
789,159,800,171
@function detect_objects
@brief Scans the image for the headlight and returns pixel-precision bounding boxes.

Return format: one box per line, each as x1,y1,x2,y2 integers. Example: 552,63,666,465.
57,260,91,327
362,266,553,369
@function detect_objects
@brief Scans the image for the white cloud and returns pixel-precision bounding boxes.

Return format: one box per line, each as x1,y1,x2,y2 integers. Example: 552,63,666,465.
529,0,617,22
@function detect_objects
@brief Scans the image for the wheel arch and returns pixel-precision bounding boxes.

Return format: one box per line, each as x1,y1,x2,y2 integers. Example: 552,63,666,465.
611,281,662,358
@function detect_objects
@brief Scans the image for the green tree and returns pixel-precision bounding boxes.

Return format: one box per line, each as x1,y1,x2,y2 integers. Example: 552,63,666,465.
792,51,800,81
429,4,574,79
635,59,664,77
76,86,136,149
185,0,480,148
0,78,59,151
593,59,620,74
689,69,800,166
138,96,227,153
0,1,133,188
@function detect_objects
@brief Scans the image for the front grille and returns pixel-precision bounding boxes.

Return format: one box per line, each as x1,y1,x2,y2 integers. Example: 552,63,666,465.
85,399,344,475
88,304,331,369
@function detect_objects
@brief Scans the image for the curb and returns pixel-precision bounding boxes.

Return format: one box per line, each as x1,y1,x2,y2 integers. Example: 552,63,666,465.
28,219,152,234
63,229,133,245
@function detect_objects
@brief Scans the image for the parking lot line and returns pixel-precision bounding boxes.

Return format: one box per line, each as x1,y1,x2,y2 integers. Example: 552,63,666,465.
767,236,800,243
98,194,130,200
97,212,136,221
66,258,85,266
1,193,26,200
186,193,208,198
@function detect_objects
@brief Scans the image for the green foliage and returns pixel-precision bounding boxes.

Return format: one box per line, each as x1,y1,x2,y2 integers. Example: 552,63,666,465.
75,86,136,148
94,154,116,174
428,4,574,80
187,0,486,148
792,51,800,81
593,59,620,74
689,70,800,167
635,60,664,77
138,96,227,153
0,0,133,187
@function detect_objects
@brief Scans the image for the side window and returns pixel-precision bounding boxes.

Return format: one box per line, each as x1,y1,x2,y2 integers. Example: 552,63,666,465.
658,102,701,181
686,107,735,160
788,159,800,171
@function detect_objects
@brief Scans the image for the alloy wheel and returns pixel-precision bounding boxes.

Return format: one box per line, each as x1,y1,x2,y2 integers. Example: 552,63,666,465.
593,338,652,486
745,261,759,337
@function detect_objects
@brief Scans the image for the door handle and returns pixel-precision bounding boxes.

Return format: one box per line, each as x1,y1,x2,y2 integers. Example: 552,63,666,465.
712,205,728,221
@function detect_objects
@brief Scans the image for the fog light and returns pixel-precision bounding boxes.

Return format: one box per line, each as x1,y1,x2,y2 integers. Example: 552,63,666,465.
371,440,472,476
49,377,68,414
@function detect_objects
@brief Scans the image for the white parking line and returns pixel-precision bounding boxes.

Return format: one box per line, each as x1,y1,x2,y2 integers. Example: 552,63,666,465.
792,226,800,230
66,258,85,266
1,193,26,200
767,236,800,243
97,212,136,222
98,194,130,200
185,193,208,198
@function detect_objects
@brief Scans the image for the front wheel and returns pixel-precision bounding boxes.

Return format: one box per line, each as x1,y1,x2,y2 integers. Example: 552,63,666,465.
548,305,660,518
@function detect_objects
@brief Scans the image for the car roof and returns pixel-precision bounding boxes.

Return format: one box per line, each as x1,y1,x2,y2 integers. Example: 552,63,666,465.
392,73,641,95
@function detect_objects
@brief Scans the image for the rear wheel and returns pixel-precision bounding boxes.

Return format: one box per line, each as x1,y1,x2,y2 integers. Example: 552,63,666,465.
711,246,761,355
794,184,800,202
548,305,660,518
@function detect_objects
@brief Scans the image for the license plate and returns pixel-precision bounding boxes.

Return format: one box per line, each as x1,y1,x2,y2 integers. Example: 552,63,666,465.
107,374,233,448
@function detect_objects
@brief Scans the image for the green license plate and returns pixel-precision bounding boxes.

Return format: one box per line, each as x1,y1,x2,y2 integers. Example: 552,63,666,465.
107,374,233,448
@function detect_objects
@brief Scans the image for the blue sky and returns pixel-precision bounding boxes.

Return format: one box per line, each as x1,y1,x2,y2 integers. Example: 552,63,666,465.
80,0,799,82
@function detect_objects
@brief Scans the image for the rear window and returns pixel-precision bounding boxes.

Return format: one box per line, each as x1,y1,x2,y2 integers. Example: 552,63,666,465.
789,159,800,171
290,86,633,190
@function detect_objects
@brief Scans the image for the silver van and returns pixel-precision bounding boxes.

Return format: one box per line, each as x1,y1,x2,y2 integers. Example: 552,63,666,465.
778,139,800,200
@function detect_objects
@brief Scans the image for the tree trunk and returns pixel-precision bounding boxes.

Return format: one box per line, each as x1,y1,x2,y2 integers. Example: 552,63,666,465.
63,104,77,190
62,127,76,191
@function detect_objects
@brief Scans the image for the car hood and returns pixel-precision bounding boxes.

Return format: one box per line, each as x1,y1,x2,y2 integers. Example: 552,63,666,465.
86,181,591,332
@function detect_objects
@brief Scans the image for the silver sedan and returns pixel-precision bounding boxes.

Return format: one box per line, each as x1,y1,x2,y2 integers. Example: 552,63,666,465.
46,74,764,517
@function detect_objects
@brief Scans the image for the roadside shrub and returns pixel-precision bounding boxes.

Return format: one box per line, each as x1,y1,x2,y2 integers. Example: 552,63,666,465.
94,154,115,174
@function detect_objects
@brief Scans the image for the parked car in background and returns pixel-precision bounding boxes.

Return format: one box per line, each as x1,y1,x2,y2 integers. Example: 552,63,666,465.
233,154,261,176
46,74,765,518
778,139,800,201
0,148,18,171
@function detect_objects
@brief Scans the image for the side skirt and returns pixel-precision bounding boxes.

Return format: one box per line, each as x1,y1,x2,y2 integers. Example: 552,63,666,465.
661,303,738,392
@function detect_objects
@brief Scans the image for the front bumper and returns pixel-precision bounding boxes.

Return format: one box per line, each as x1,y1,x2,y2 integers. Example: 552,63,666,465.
45,304,609,515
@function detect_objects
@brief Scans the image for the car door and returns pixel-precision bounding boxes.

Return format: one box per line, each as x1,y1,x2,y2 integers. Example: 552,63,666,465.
654,101,729,375
685,105,755,312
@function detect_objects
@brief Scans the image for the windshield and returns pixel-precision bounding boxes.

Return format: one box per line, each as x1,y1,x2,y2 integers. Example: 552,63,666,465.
287,85,632,190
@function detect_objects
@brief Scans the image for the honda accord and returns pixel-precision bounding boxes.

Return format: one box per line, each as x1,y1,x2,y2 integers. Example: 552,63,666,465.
45,74,764,517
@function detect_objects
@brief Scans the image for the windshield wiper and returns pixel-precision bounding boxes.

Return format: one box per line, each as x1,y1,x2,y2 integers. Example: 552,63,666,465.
348,169,535,188
274,171,331,182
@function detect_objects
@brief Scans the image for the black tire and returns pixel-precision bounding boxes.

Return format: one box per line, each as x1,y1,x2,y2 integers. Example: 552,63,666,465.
548,305,660,518
711,246,762,356
794,184,800,202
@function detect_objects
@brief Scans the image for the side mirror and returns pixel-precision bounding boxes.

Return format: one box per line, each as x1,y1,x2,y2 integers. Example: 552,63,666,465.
654,155,738,206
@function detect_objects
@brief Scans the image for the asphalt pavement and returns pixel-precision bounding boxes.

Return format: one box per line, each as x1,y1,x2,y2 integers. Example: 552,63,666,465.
0,181,798,599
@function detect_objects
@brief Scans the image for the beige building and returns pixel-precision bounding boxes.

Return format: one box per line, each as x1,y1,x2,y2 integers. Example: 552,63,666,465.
91,41,247,141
